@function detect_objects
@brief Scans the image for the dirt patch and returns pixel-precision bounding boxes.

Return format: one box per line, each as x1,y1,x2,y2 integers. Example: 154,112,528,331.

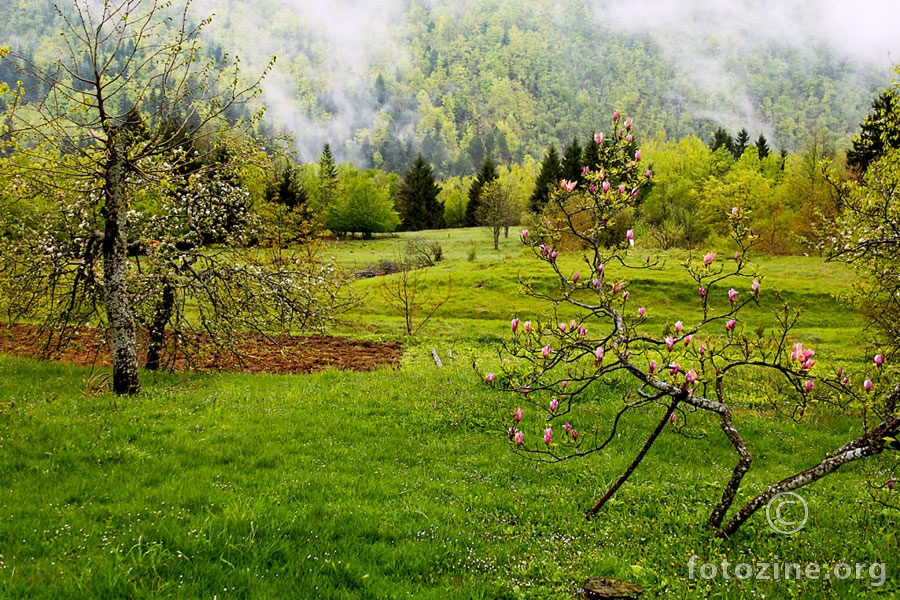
0,324,402,375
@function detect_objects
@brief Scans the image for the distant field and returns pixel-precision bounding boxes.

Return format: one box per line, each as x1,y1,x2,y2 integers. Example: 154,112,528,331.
0,228,895,599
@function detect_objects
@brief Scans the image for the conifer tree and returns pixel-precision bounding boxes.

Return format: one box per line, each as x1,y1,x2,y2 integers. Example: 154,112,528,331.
318,143,339,209
396,153,444,231
561,136,583,184
709,127,734,155
755,133,770,160
465,158,499,227
529,145,562,213
732,128,751,159
847,89,900,174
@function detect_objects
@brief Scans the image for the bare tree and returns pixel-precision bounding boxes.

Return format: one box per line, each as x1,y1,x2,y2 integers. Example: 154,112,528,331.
1,0,272,394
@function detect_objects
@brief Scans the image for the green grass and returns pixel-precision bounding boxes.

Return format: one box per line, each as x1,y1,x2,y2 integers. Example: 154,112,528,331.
0,228,897,598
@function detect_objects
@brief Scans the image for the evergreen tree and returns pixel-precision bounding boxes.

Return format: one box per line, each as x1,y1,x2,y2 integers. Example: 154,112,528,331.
733,128,751,159
267,164,308,209
562,136,584,184
583,134,601,171
709,127,734,155
847,89,900,174
755,134,771,160
396,154,444,231
529,145,562,213
318,143,339,209
465,158,499,227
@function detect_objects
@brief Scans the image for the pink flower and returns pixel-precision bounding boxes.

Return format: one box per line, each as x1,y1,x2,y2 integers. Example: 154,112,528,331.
559,323,567,333
561,179,577,192
752,280,760,294
550,399,559,413
618,184,627,194
570,320,578,331
669,363,680,376
583,166,590,176
579,326,587,336
703,252,716,266
665,337,675,351
728,288,739,304
572,429,579,441
521,229,529,241
698,345,706,356
572,272,580,284
699,287,707,298
549,250,558,262
544,427,553,446
669,412,676,425
602,181,611,193
635,149,642,162
514,408,523,423
598,263,606,276
515,430,524,447
542,344,552,358
875,354,885,367
726,319,737,331
625,117,633,130
638,306,646,317
592,278,600,289
612,110,620,122
732,206,739,215
564,422,572,435
625,134,633,143
805,380,814,393
865,379,874,393
511,318,520,333
649,360,657,374
595,346,605,363
674,320,683,334
622,290,630,300
626,229,635,247
561,380,568,391
645,169,653,179
486,372,495,384
684,334,693,346
523,321,532,333
594,132,604,144
734,251,741,262
889,478,897,491
685,369,698,384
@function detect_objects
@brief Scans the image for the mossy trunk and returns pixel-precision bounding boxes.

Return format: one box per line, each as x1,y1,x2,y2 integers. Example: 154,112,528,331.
102,134,141,395
145,280,174,371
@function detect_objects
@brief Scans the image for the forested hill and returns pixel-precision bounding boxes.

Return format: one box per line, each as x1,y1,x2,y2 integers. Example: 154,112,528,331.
2,0,897,175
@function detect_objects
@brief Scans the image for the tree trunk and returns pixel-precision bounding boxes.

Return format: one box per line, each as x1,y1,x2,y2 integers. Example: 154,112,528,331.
102,134,141,395
493,228,500,250
145,279,175,371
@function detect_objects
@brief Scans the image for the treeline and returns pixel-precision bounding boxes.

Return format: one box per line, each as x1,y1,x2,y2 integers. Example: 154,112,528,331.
2,0,889,177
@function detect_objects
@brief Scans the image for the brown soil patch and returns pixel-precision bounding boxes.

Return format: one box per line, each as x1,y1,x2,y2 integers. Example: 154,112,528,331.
0,324,402,375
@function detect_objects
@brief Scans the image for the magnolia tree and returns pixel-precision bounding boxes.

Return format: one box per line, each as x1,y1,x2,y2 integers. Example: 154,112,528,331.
486,112,900,536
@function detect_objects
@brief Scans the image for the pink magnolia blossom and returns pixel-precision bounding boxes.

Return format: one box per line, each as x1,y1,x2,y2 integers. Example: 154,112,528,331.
583,166,590,176
550,399,559,413
889,478,897,491
638,306,646,317
564,422,572,435
805,380,814,393
625,117,633,130
521,229,529,241
734,251,741,262
570,319,578,331
685,369,698,384
674,320,683,334
515,430,524,447
625,134,633,143
726,319,737,331
698,345,706,356
665,337,675,351
486,372,495,384
595,346,605,363
561,179,578,192
618,184,627,194
514,408,523,423
549,250,558,262
626,229,635,247
523,321,532,333
561,380,569,391
544,427,553,446
699,286,707,299
602,181,611,193
728,288,739,304
635,149,642,162
598,263,606,276
669,363,680,376
572,429,579,441
592,278,600,289
875,354,885,367
594,132,604,144
579,326,588,336
865,379,874,393
669,412,676,425
511,318,520,333
649,360,657,373
622,290,630,300
732,206,739,215
612,110,620,122
572,272,580,284
559,323,567,333
752,280,760,294
703,252,716,266
684,334,693,346
542,344,552,358
645,169,653,179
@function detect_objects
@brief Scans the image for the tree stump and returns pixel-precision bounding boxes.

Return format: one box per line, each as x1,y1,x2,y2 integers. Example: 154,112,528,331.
580,576,644,599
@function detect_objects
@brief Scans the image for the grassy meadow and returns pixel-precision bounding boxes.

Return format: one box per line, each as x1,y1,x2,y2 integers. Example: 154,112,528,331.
1,228,897,599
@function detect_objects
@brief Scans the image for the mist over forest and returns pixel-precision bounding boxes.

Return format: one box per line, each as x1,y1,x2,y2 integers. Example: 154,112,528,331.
3,0,899,175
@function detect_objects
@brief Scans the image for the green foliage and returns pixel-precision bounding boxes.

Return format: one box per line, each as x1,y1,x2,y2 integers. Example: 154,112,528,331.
326,168,400,238
465,158,499,227
529,145,561,213
847,86,900,174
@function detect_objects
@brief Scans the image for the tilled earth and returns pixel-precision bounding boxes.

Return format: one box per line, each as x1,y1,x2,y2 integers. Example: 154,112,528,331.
0,324,402,374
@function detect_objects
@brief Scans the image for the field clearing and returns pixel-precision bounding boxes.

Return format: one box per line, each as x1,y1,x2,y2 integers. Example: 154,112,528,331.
0,228,896,599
